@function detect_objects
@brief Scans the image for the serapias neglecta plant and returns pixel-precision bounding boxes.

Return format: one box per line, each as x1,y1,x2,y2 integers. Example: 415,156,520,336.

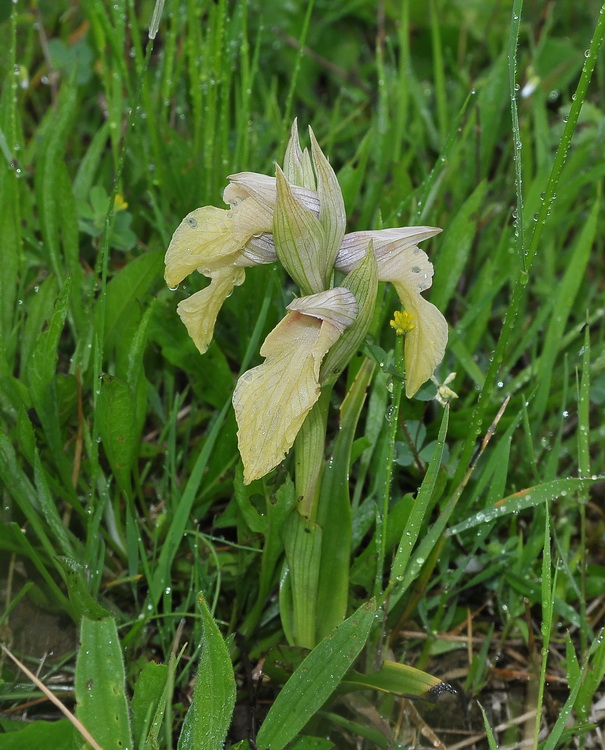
164,120,447,484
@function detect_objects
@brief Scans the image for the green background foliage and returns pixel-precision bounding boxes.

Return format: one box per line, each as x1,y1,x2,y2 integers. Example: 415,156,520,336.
0,0,604,747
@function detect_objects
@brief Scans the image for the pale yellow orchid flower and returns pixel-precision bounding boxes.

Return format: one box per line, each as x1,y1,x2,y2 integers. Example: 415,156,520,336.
335,227,448,397
164,173,318,354
233,288,358,484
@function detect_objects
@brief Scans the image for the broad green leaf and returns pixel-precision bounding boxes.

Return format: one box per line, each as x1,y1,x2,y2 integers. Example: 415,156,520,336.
35,83,77,281
99,249,164,352
177,594,236,750
75,617,132,750
0,719,75,749
28,275,73,487
96,374,137,496
255,599,376,750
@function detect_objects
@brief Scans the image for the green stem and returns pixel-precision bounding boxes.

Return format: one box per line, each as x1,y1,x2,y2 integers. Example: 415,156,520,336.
279,387,332,648
373,334,405,601
295,387,331,520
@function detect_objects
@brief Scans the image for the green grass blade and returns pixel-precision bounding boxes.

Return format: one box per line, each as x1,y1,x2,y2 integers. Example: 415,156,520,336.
534,198,598,421
387,405,449,590
149,399,231,608
451,0,605,489
533,510,554,746
431,181,487,311
448,477,602,535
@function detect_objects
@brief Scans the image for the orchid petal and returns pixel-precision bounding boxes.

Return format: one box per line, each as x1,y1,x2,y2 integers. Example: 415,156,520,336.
238,233,278,265
164,206,241,287
335,227,442,274
226,172,320,215
287,287,358,332
176,267,246,355
396,291,448,398
233,288,357,483
379,244,447,396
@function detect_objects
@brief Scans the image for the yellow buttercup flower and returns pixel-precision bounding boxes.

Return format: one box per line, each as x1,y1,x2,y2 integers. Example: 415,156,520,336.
390,310,416,335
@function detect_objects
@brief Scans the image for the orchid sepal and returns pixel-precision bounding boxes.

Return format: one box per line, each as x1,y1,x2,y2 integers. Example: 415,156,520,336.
273,166,328,295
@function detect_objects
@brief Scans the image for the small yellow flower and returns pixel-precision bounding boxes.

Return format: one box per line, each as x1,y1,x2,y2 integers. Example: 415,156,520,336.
390,310,415,335
114,193,128,211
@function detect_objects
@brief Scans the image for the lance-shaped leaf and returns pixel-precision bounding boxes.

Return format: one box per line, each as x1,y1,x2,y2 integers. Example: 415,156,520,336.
233,288,358,484
343,660,456,702
274,166,328,296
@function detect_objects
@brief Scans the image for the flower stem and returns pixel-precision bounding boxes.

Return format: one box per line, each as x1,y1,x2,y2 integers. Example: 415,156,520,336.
374,334,405,600
295,387,331,520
